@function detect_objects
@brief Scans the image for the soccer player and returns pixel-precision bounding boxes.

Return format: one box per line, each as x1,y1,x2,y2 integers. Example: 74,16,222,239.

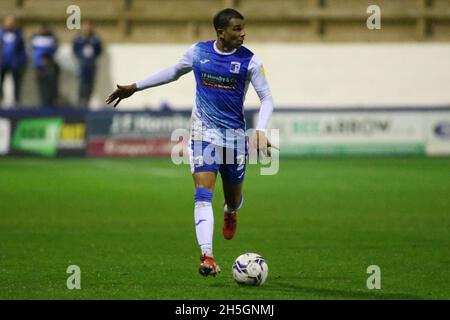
106,8,275,277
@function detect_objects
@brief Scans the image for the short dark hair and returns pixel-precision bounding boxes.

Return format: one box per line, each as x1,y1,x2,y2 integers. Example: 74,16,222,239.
213,8,244,31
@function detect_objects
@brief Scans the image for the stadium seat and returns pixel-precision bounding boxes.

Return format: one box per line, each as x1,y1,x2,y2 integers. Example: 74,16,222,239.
0,0,17,13
129,0,225,21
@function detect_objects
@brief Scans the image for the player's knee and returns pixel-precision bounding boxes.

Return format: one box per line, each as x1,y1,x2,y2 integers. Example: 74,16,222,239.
195,187,213,203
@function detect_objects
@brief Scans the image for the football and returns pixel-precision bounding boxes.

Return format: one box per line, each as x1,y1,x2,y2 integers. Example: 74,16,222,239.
232,253,269,286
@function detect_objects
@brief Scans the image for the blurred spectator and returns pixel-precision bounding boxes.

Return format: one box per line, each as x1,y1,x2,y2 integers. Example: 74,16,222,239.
160,100,172,112
72,21,102,108
0,15,27,107
31,23,59,107
38,53,60,108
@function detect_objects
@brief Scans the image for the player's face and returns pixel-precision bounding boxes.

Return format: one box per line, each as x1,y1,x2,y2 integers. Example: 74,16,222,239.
221,18,246,49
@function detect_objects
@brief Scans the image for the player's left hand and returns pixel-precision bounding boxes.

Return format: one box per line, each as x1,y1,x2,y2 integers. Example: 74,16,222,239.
255,130,278,158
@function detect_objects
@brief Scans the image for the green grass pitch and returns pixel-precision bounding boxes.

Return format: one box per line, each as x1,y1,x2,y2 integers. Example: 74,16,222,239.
0,157,449,299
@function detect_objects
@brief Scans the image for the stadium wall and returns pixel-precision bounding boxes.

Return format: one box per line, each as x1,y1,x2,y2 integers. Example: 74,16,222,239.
1,43,450,110
1,108,449,158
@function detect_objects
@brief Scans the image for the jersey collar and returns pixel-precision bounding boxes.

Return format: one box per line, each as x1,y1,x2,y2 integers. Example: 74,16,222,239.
213,40,237,55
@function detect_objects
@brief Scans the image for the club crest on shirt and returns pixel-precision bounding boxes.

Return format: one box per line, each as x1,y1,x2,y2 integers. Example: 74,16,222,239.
230,61,241,74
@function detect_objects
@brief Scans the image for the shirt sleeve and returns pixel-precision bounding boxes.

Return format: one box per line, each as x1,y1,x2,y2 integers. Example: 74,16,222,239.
248,55,274,132
136,44,195,90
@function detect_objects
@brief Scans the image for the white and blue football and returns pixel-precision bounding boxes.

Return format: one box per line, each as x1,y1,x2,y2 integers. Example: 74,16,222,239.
232,253,269,286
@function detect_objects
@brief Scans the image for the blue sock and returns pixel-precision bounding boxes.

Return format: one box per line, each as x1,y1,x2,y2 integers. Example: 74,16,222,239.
194,187,213,203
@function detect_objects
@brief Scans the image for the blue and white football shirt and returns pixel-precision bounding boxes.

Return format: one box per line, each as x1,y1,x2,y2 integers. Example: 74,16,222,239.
136,40,273,148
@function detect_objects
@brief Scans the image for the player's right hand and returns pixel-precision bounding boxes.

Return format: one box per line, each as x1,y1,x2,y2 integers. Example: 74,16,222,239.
255,130,278,158
105,83,137,108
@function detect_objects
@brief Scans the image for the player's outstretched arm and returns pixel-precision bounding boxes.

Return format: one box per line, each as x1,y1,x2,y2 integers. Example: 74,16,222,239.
106,45,194,108
105,83,137,108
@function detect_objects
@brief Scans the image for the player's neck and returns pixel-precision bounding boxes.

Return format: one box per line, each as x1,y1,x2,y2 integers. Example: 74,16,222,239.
216,39,235,53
